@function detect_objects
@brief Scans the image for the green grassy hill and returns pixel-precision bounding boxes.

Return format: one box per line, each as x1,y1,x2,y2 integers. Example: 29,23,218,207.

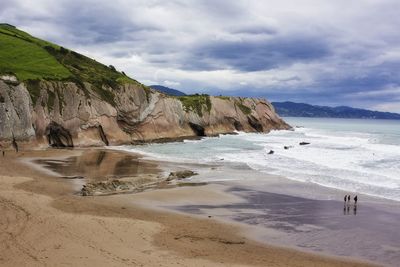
0,23,145,105
0,23,134,83
0,24,211,109
0,24,71,80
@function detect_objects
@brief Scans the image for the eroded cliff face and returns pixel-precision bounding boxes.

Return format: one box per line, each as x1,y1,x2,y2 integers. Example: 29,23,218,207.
0,76,290,148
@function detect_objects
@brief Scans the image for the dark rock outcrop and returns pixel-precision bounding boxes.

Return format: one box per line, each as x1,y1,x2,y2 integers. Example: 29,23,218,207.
247,115,264,132
12,134,18,152
167,170,198,181
45,121,73,148
97,125,109,146
233,120,244,131
299,142,310,146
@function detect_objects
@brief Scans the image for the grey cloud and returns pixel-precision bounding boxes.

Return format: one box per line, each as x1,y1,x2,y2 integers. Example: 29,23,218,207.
230,25,278,35
184,34,332,71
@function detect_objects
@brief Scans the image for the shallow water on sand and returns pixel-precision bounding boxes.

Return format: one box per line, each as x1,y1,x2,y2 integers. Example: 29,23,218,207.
34,150,159,182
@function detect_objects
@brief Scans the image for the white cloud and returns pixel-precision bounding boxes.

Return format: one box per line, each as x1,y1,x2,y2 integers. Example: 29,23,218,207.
372,102,400,113
163,80,181,87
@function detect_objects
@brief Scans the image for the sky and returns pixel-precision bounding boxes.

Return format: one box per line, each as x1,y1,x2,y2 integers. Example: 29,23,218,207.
1,0,400,112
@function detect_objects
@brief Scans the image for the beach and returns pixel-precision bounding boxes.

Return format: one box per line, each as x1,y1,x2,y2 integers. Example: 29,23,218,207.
2,3,400,266
0,148,380,267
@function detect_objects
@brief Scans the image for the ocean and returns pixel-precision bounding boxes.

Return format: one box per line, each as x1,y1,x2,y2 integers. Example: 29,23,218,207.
114,117,400,202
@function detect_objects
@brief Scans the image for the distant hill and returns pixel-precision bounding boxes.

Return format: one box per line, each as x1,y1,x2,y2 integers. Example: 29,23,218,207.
272,101,400,120
150,85,186,96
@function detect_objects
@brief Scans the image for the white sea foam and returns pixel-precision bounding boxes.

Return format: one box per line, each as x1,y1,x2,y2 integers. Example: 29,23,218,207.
113,118,400,201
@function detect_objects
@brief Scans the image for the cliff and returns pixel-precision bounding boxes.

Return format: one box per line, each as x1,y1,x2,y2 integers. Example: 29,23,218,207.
0,24,290,148
0,77,289,147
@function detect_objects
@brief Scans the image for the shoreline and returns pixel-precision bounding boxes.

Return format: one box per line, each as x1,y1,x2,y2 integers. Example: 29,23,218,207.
0,148,380,266
99,147,400,266
116,153,400,266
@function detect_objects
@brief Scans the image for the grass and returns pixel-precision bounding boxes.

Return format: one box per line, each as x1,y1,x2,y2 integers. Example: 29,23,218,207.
235,101,252,115
178,94,212,116
0,29,71,80
0,24,150,106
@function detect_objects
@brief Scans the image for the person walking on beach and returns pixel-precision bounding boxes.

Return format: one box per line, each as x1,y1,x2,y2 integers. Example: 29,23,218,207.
344,195,347,203
12,134,18,153
354,195,358,205
347,195,351,203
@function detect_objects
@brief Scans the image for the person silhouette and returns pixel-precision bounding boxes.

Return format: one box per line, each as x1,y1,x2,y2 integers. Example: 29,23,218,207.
344,195,347,203
12,134,18,153
347,195,351,203
354,195,358,205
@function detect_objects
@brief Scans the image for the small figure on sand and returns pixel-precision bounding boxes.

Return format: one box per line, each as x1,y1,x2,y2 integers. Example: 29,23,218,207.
12,134,18,153
343,194,358,215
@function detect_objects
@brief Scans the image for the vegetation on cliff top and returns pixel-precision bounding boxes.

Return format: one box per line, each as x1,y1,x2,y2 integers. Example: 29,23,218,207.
178,94,212,116
235,101,252,115
0,25,71,80
0,24,146,106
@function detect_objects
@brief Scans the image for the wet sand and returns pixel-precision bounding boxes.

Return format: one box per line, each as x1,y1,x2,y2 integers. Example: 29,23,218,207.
170,187,400,266
142,164,400,267
0,148,379,266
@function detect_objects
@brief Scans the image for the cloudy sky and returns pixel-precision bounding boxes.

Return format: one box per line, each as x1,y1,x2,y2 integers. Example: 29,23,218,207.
1,0,400,112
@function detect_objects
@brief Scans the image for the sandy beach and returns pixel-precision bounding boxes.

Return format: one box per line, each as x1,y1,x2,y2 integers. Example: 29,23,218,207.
0,148,379,266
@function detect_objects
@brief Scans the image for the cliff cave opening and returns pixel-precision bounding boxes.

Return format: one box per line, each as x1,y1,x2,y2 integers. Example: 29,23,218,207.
189,122,205,137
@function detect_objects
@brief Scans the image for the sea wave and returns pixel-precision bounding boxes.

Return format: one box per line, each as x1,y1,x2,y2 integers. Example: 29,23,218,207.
111,122,400,201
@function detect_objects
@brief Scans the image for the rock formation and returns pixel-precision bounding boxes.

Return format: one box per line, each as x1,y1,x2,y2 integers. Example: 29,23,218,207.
45,121,73,147
0,77,290,148
167,170,198,181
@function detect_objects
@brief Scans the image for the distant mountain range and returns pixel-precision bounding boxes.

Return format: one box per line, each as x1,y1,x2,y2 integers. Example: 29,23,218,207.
150,85,186,96
272,101,400,120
